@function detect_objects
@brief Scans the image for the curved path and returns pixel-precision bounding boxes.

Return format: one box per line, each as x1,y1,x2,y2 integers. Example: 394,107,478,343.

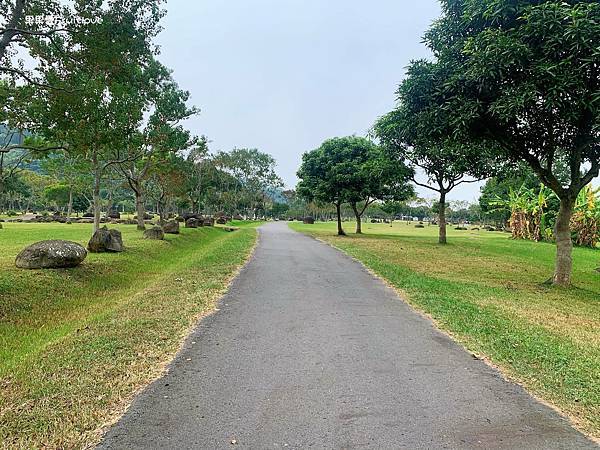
100,222,595,449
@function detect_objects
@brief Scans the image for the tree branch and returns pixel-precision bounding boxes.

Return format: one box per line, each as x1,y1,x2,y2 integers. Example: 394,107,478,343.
454,177,483,187
411,176,440,193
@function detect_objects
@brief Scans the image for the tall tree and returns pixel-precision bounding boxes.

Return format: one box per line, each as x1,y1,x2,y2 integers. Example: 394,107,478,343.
424,0,600,285
0,0,73,86
32,0,165,233
297,141,344,235
374,61,493,244
116,64,199,230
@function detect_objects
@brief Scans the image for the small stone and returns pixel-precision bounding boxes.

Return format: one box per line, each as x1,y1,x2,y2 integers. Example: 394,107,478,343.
143,226,164,240
163,220,180,234
185,218,200,228
88,226,124,253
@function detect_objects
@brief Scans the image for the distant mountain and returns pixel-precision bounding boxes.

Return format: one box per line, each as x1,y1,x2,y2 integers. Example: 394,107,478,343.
266,187,287,204
1,125,26,147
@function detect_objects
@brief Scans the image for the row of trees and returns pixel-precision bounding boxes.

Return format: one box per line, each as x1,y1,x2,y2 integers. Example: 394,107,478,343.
1,1,284,236
299,0,598,286
1,146,284,223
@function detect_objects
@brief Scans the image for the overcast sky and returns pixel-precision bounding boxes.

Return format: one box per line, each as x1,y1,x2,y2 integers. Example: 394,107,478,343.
156,0,490,202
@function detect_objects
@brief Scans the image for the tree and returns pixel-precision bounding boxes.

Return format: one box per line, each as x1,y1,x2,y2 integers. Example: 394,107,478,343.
215,148,283,218
374,60,493,244
147,152,188,221
32,0,165,234
116,64,199,230
331,136,413,234
296,137,411,236
480,166,541,226
424,0,600,285
40,151,91,221
0,0,75,86
297,140,347,235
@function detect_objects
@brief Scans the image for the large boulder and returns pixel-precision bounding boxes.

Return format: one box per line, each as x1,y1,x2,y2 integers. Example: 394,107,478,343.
163,220,180,234
203,217,215,227
216,216,228,225
185,218,200,228
303,217,315,224
88,226,124,253
16,240,87,269
143,226,164,240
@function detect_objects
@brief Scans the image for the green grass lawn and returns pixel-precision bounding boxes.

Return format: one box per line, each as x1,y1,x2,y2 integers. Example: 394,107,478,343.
0,221,259,448
289,220,600,439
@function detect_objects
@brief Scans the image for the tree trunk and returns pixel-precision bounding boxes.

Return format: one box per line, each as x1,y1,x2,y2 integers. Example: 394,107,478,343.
335,202,346,236
92,163,101,233
438,191,447,245
350,202,362,234
158,195,166,223
106,189,113,219
135,190,146,230
66,187,73,222
553,196,575,286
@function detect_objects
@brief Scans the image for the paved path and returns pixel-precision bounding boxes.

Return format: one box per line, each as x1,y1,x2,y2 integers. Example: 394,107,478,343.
100,222,595,449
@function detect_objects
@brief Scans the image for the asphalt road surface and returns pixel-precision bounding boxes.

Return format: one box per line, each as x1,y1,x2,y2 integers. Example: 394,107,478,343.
100,222,596,449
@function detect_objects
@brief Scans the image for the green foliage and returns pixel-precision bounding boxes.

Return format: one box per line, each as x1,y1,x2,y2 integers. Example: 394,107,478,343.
424,0,599,199
480,166,542,224
571,185,600,248
43,183,70,206
297,136,412,207
374,60,497,194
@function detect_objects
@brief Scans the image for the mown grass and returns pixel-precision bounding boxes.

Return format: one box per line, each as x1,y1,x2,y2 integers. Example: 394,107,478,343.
289,220,600,439
0,221,259,448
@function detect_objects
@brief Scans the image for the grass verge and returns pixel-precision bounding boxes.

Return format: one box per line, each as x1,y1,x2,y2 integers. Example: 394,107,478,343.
289,220,599,439
0,222,259,448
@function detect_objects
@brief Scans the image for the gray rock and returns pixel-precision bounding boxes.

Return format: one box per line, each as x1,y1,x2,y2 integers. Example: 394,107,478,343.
16,240,87,269
88,226,124,253
143,226,164,240
185,218,200,228
163,220,180,234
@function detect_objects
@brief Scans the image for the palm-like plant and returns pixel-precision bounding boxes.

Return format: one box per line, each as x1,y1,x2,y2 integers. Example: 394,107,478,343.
571,185,600,248
490,184,554,241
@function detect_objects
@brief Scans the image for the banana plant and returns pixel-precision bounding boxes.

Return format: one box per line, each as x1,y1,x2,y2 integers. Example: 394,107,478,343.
571,185,600,248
